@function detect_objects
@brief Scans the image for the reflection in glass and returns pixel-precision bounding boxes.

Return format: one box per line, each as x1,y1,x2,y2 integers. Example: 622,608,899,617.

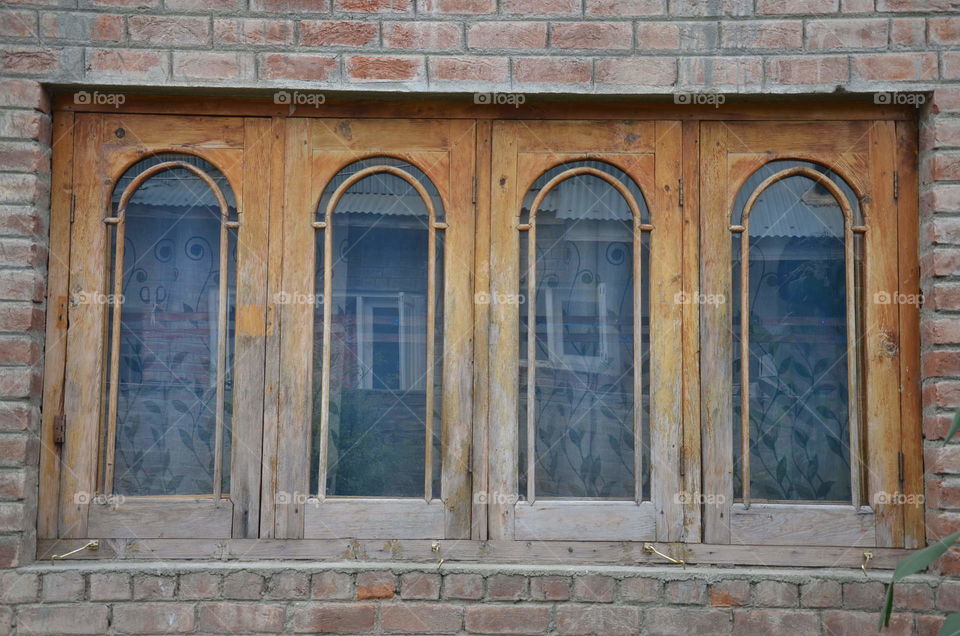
311,158,444,498
105,154,236,496
519,161,649,500
732,161,861,503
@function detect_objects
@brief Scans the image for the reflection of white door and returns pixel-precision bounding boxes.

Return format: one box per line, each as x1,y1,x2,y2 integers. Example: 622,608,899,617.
544,283,618,373
355,293,425,390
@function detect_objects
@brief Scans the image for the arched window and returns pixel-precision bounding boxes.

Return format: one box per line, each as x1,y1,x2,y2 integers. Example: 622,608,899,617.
731,160,864,507
518,160,651,501
102,153,237,498
311,157,445,499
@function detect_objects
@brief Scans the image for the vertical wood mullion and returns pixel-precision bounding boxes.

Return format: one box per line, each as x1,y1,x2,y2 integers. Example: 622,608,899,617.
212,205,229,504
317,205,333,500
102,215,125,495
632,220,643,505
525,219,536,505
425,214,436,502
845,220,862,511
738,219,750,509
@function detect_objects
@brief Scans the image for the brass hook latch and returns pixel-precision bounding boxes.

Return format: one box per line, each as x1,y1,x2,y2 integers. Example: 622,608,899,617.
643,543,686,568
432,541,445,569
861,551,873,575
51,540,99,561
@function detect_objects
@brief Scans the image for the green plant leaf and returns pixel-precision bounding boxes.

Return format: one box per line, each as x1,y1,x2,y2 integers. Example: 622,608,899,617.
880,529,960,629
939,612,960,636
946,410,960,446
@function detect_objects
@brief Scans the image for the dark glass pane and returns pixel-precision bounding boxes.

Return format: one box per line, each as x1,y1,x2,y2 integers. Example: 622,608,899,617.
313,159,441,498
106,154,236,496
733,166,854,502
519,161,648,500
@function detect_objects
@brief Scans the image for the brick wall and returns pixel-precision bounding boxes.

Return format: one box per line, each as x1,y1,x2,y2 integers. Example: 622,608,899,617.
1,0,960,634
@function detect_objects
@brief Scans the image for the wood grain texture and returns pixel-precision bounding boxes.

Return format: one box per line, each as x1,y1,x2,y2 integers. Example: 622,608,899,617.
729,503,875,547
87,499,232,539
38,111,74,539
304,499,444,539
515,501,656,541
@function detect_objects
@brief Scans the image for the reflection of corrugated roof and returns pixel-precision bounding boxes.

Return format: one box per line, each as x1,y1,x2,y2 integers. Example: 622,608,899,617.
749,178,845,239
524,160,645,222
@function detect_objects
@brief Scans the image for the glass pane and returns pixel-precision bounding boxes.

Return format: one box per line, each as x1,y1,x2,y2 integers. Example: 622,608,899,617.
732,164,855,502
313,159,442,498
106,154,236,496
519,161,649,500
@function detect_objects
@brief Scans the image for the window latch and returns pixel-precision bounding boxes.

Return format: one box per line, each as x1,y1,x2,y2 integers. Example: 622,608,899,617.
51,539,98,560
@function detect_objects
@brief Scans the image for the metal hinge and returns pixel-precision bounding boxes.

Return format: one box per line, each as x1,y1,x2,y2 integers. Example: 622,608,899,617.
893,171,899,201
53,414,66,445
678,178,684,208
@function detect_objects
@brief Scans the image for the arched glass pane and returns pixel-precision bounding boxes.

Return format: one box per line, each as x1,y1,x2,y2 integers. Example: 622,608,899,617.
732,162,857,503
519,160,650,500
312,158,442,498
106,153,236,496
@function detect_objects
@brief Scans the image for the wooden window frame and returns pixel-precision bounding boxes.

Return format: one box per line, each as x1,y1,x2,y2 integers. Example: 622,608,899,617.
38,95,923,567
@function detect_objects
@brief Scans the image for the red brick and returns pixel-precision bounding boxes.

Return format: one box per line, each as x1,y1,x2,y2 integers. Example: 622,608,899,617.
918,615,947,636
922,351,960,378
822,610,912,636
721,21,802,50
766,55,849,84
681,56,762,85
644,608,732,635
384,21,461,49
0,9,37,38
931,285,960,312
0,570,37,603
943,52,960,81
0,336,40,365
530,576,571,601
467,22,547,50
891,18,926,48
586,0,664,16
0,368,41,399
465,605,551,634
573,575,615,602
86,48,168,80
0,173,46,205
0,140,46,175
267,572,310,599
486,575,527,600
429,56,508,82
89,572,131,601
938,581,960,611
251,0,331,11
40,12,123,43
758,0,837,12
733,609,818,634
347,55,424,82
930,153,960,181
893,582,935,610
878,0,956,9
0,79,47,110
931,17,960,45
853,53,938,81
214,18,294,45
40,571,82,601
334,0,412,11
923,381,960,412
199,602,286,633
0,206,43,238
179,572,220,599
925,249,960,278
128,15,210,46
800,580,841,608
664,579,707,605
311,571,353,599
173,51,246,80
928,120,960,148
17,606,109,635
709,580,750,607
166,0,243,9
114,603,195,634
502,0,579,15
259,53,338,81
925,413,954,441
134,574,176,600
619,577,661,602
0,468,28,499
223,571,265,599
637,22,717,51
381,603,463,633
0,47,62,75
0,305,43,333
842,581,885,609
356,570,397,599
555,605,640,635
418,0,496,13
806,19,888,49
514,57,591,84
929,477,960,510
300,20,379,47
552,22,632,50
87,0,161,7
926,446,960,474
443,573,484,599
290,603,376,633
400,572,441,600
